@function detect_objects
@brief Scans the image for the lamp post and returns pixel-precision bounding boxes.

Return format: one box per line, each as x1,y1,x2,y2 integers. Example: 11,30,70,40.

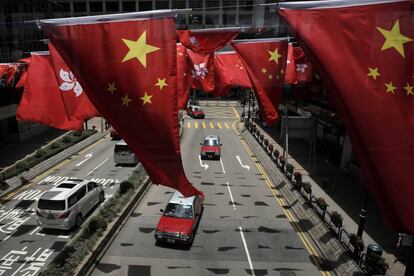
357,192,369,238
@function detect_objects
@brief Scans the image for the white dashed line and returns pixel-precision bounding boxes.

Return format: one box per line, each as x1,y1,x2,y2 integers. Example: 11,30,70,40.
87,158,109,176
239,226,255,276
226,182,236,210
220,158,226,174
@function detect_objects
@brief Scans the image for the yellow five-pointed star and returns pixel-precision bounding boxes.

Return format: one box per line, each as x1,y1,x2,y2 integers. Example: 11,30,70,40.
268,74,273,80
155,78,168,90
268,48,282,64
367,67,381,80
385,81,396,94
377,19,413,58
121,31,160,67
140,92,153,105
107,82,117,94
261,68,267,74
121,94,132,106
404,83,413,95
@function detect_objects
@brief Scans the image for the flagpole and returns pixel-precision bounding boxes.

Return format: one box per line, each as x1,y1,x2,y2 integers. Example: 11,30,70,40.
405,238,414,276
357,192,369,238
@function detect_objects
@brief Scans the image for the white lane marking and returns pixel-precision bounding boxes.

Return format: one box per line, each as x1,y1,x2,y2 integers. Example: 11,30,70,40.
11,248,42,276
239,226,255,276
29,226,41,236
87,158,109,176
198,155,209,170
76,153,93,166
236,155,250,170
226,182,236,210
220,158,226,174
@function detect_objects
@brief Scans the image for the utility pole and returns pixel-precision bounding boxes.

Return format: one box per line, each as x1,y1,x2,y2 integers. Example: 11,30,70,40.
357,192,370,238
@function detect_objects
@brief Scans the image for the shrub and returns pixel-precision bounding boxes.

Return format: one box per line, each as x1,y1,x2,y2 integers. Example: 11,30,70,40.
365,252,389,275
256,129,260,136
273,149,279,159
259,134,264,141
286,164,294,174
62,136,72,144
119,180,134,195
35,149,46,159
294,172,302,183
84,215,107,238
316,197,328,211
15,161,30,171
263,139,269,146
50,142,60,149
350,233,364,251
331,211,343,228
268,144,273,153
72,131,82,137
303,182,312,194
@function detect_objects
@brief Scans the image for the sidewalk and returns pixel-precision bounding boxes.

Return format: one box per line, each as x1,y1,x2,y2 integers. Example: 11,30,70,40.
248,117,405,275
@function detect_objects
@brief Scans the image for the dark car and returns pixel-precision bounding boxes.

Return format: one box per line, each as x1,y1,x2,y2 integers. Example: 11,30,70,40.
110,128,122,140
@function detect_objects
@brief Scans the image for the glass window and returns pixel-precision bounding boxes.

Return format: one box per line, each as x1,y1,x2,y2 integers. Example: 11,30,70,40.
173,1,186,9
139,1,152,11
205,14,219,26
76,186,86,200
205,1,219,8
38,199,66,210
73,2,87,12
189,1,202,8
106,1,120,12
239,0,253,11
222,13,236,26
222,0,236,11
155,1,169,9
89,2,103,12
203,138,219,146
122,1,136,11
239,14,253,25
57,183,76,189
61,2,70,12
190,14,202,25
68,194,78,208
87,182,98,191
164,203,193,219
115,144,131,153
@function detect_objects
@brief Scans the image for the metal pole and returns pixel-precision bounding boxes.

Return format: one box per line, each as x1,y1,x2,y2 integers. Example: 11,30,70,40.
248,90,252,121
285,107,289,172
357,192,370,238
405,237,414,276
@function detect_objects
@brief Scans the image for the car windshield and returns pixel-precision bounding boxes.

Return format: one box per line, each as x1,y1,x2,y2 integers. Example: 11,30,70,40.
38,199,66,210
203,139,218,146
193,107,200,111
164,203,193,219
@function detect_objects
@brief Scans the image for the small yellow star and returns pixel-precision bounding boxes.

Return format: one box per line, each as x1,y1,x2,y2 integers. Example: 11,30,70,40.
140,92,153,105
385,81,396,94
268,74,273,80
367,67,381,80
107,82,117,94
377,19,413,58
121,94,132,106
281,69,285,74
261,68,267,74
121,31,160,67
268,48,282,64
183,73,187,76
155,78,168,90
404,82,413,95
276,75,280,80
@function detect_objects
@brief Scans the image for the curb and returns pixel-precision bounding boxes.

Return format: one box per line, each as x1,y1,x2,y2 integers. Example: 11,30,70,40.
75,174,152,276
0,130,109,200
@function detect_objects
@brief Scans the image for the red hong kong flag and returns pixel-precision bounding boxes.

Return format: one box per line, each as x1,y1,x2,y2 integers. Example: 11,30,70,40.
187,49,215,93
177,43,189,110
285,43,297,84
213,51,252,97
49,43,98,121
40,11,202,197
293,46,313,83
16,52,83,131
279,0,414,233
177,28,240,53
15,58,31,89
232,38,288,126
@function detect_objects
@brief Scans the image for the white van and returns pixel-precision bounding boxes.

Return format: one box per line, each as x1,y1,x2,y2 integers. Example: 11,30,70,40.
36,179,104,230
114,139,138,165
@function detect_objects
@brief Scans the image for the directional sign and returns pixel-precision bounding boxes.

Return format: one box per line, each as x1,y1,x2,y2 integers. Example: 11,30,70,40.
198,155,209,170
236,156,250,170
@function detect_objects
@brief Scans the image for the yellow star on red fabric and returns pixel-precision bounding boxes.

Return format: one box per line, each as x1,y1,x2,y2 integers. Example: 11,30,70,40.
107,82,117,94
261,68,267,74
268,48,282,64
367,67,381,80
140,92,153,105
155,78,168,90
404,83,413,95
121,94,132,106
377,19,413,58
385,81,396,95
121,31,160,67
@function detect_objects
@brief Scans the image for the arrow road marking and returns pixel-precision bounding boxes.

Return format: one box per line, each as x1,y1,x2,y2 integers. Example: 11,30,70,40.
76,153,93,167
198,155,209,170
236,156,250,170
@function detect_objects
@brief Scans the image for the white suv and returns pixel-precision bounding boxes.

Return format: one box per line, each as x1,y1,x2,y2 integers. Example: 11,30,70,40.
36,179,104,230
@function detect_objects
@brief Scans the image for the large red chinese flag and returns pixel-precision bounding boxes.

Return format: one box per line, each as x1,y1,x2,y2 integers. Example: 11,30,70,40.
232,39,288,126
177,28,239,53
41,11,202,196
279,0,414,233
49,43,98,121
177,43,189,110
285,43,297,84
16,53,83,131
187,49,215,93
213,51,252,97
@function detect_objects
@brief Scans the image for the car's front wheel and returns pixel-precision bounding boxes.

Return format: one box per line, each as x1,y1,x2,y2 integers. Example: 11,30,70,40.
75,214,83,228
99,192,105,204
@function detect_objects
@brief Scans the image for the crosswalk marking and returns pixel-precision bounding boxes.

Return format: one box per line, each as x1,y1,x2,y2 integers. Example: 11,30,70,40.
194,122,198,128
185,121,233,130
224,122,230,129
209,122,214,129
217,123,222,129
202,122,206,128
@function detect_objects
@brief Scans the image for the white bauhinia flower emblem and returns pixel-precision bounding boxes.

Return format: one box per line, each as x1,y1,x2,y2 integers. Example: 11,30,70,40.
58,69,83,97
296,64,308,73
191,63,208,79
190,36,200,47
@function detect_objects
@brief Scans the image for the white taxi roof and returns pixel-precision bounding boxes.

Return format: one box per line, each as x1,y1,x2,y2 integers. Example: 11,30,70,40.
168,190,196,205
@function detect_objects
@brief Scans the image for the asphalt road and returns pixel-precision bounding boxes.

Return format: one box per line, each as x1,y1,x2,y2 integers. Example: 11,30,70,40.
0,134,137,276
90,106,322,276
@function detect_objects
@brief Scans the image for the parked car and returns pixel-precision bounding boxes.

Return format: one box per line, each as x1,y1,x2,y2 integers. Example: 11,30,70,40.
110,128,122,140
114,139,138,165
36,179,104,230
200,135,221,160
186,105,205,119
155,190,204,245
